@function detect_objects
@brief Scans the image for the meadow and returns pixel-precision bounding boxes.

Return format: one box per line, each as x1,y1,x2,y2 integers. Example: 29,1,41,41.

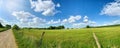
13,26,120,48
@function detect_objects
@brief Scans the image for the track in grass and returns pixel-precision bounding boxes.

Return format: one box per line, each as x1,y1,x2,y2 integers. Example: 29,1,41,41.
93,32,101,48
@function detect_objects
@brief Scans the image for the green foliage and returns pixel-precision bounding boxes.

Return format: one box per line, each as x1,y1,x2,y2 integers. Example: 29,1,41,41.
48,25,65,29
12,25,20,30
86,25,90,28
0,23,4,28
57,25,65,29
0,23,11,32
5,24,11,29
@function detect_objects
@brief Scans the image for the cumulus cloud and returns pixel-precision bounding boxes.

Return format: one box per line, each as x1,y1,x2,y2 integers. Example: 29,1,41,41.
46,15,81,25
72,21,96,28
0,18,8,26
72,23,85,28
56,3,60,7
0,19,4,24
62,15,81,23
113,20,120,24
89,21,96,24
83,16,89,23
100,20,120,26
0,0,3,7
0,0,24,12
47,19,61,24
62,19,68,23
12,11,46,26
100,0,120,16
83,16,96,24
30,0,60,16
68,15,81,23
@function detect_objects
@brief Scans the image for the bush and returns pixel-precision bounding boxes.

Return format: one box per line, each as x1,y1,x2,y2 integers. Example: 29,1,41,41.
86,25,90,28
12,25,20,30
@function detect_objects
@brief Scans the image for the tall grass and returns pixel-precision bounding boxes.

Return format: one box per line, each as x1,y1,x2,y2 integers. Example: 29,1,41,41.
94,27,120,48
13,28,96,48
13,29,38,48
13,26,120,48
0,28,9,32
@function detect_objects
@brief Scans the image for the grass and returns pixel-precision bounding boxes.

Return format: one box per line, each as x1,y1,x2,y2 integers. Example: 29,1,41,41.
0,28,8,32
94,27,120,48
13,26,120,48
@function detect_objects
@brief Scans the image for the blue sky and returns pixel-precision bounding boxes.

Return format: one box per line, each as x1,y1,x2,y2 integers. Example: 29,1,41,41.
0,0,120,28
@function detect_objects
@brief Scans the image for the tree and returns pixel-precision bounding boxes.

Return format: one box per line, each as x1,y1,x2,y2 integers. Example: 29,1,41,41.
6,24,11,29
48,26,55,29
48,25,65,29
0,23,4,28
57,25,65,29
86,25,90,28
12,25,20,30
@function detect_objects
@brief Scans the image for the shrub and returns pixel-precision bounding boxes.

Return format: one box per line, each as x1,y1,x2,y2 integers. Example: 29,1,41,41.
86,25,90,28
12,25,20,30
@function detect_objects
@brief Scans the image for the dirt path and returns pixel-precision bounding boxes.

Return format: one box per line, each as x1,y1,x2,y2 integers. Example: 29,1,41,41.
0,29,18,48
93,32,101,48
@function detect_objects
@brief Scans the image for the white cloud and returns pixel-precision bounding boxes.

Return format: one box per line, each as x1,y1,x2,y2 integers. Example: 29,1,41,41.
72,21,96,28
83,16,89,23
0,19,4,24
56,3,60,7
101,20,120,26
72,23,85,28
12,11,46,27
100,0,120,16
83,16,96,24
30,0,60,16
1,0,24,12
0,18,8,26
113,20,120,24
89,21,96,24
46,15,81,25
68,15,81,23
62,19,68,23
0,0,3,7
47,19,61,24
61,15,81,24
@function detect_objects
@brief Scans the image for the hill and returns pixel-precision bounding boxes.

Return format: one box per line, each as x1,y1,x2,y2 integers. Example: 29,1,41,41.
92,24,120,28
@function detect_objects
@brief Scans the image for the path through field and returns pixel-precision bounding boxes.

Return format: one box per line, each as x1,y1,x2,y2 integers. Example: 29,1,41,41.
93,32,101,48
0,29,18,48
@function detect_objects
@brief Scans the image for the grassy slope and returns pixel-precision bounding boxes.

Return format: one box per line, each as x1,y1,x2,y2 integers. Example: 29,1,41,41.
13,26,120,48
93,24,120,28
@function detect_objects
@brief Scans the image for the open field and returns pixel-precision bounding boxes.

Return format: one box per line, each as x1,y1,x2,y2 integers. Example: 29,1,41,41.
13,26,120,48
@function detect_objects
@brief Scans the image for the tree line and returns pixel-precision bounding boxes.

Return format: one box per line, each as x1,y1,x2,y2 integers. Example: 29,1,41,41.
12,25,65,30
48,25,65,29
0,23,11,29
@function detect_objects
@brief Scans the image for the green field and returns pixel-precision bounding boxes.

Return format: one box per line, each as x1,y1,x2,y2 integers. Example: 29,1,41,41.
0,28,7,32
13,26,120,48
